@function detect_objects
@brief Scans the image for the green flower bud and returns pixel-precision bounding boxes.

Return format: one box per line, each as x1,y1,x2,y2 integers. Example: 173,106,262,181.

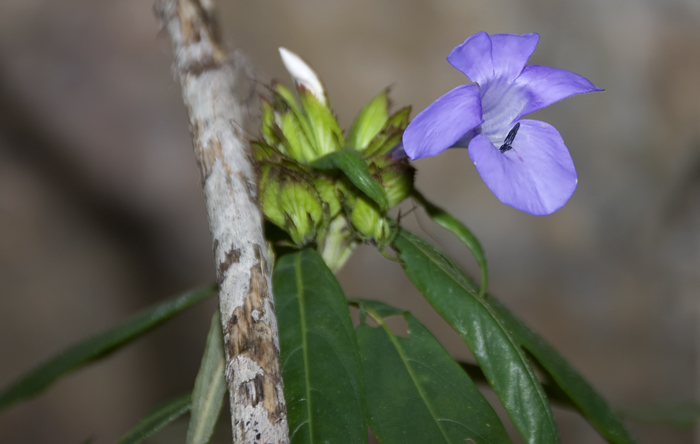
252,141,279,163
335,176,358,210
271,80,344,163
256,48,416,266
371,217,397,249
350,197,397,248
276,49,344,161
314,175,342,218
259,163,285,228
363,106,411,157
278,174,324,246
272,82,319,162
351,197,380,239
279,47,329,107
347,89,389,151
298,87,344,158
369,156,415,208
386,106,411,129
280,110,315,162
273,81,303,114
259,163,326,247
318,215,359,273
260,99,281,148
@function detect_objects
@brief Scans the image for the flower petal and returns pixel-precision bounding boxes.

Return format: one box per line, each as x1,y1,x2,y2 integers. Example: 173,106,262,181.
490,33,540,81
467,120,577,215
516,65,603,117
279,47,328,106
447,32,493,86
403,84,482,160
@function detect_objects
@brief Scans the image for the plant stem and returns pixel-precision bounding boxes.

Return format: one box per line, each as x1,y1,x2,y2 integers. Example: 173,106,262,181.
154,1,289,442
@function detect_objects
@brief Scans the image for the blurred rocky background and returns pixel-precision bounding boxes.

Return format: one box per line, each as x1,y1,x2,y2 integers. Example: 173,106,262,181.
1,0,699,442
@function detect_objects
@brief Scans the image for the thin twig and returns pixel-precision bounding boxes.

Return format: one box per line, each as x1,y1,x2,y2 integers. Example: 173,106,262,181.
154,1,289,442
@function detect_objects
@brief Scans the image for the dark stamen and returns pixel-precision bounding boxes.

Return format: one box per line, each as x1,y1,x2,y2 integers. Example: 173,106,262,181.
499,122,520,152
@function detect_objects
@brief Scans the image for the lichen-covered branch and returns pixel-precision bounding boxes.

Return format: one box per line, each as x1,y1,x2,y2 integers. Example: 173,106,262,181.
154,1,289,442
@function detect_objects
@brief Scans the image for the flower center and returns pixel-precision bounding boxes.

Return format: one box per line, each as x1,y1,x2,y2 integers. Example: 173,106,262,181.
478,77,528,146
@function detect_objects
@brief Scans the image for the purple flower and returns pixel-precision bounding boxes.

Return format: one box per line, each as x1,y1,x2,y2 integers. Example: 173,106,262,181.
403,32,602,215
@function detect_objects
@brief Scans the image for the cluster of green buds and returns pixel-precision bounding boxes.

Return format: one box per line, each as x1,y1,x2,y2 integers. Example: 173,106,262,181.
254,48,415,271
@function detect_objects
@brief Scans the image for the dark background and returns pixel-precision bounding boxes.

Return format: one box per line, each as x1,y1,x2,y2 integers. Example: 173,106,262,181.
1,0,699,442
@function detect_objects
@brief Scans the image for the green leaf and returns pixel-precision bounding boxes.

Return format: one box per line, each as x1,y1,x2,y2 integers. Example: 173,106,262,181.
186,311,227,444
457,361,576,408
412,189,488,297
0,284,216,411
347,89,389,150
312,148,388,210
354,300,512,444
393,230,559,444
115,393,191,444
485,296,637,444
273,248,367,444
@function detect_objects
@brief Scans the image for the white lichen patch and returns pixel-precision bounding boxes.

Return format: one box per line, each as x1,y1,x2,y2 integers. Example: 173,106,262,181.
236,404,289,444
230,356,289,443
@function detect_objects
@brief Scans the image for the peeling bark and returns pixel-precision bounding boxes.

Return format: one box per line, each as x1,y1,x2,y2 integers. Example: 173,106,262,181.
154,1,289,442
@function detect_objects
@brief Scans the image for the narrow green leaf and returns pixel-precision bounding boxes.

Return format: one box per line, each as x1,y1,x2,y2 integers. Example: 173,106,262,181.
311,148,388,210
485,296,637,444
0,284,216,411
354,300,512,444
347,89,389,150
457,361,576,408
273,248,367,444
186,311,227,444
115,393,191,444
393,230,559,444
413,189,488,297
349,298,402,320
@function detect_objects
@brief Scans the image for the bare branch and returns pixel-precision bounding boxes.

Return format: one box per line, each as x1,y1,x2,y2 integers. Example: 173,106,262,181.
154,1,289,442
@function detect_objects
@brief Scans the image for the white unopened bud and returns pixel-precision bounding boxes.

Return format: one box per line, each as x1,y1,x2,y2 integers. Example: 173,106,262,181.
279,47,327,106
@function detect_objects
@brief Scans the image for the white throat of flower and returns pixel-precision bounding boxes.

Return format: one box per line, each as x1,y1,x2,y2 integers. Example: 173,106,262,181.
478,77,528,146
